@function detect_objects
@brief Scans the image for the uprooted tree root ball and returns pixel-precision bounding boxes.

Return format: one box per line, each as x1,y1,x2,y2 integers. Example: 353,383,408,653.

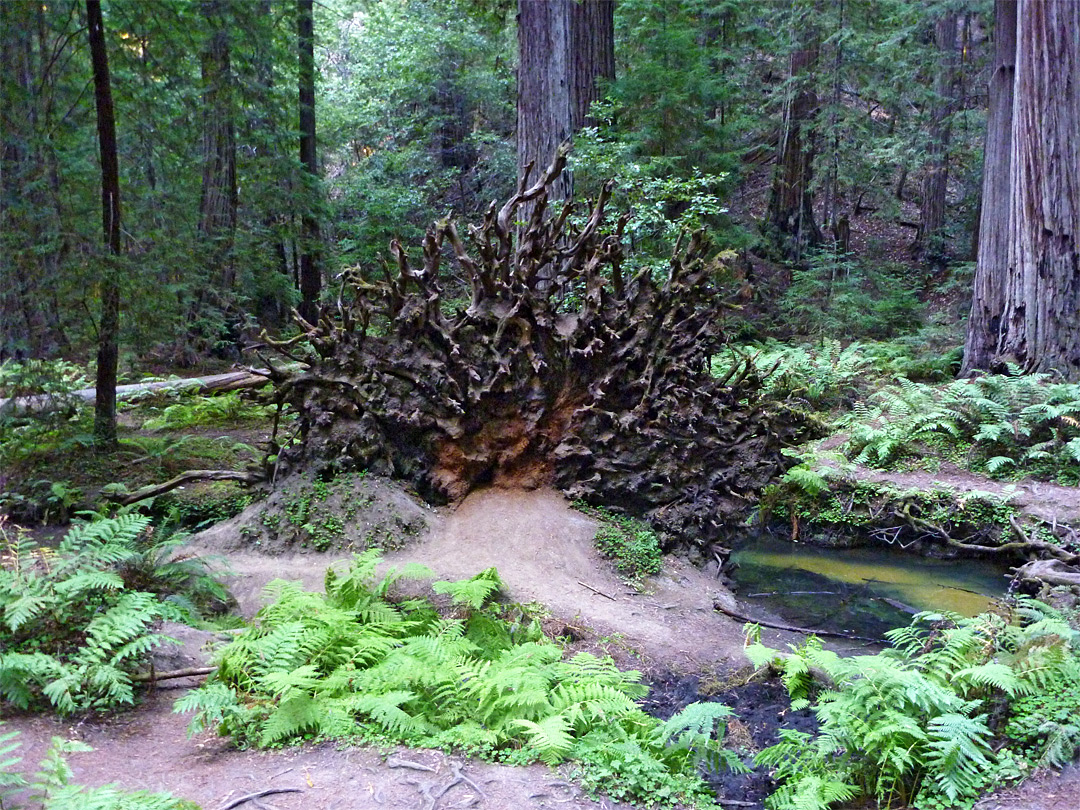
261,150,813,549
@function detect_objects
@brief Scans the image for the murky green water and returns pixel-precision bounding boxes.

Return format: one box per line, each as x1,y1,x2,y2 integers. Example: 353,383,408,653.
730,535,1010,639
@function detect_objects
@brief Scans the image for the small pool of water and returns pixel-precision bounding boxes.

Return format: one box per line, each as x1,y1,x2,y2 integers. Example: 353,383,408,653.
730,535,1011,640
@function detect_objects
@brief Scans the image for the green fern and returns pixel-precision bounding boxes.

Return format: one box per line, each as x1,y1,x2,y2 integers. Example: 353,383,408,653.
176,552,739,808
752,599,1080,809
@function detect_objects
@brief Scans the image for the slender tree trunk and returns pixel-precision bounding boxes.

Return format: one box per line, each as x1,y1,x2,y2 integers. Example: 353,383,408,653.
995,0,1080,379
198,0,238,290
962,0,1017,375
915,11,960,264
297,0,321,325
768,7,822,259
87,0,121,446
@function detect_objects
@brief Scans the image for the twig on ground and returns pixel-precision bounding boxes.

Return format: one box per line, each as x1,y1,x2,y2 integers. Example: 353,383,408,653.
577,581,617,601
132,666,217,683
216,788,302,810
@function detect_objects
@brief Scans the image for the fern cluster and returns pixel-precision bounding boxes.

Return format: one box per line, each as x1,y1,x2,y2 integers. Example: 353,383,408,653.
2,723,197,810
176,550,742,806
140,391,273,431
746,598,1080,810
840,373,1080,483
0,515,190,714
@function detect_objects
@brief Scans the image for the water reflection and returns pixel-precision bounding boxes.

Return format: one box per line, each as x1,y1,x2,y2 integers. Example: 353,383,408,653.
730,535,1010,639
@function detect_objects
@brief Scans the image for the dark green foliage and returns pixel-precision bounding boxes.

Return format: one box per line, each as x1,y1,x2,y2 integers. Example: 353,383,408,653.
176,550,741,806
575,505,663,584
780,250,922,340
0,515,219,714
747,598,1080,810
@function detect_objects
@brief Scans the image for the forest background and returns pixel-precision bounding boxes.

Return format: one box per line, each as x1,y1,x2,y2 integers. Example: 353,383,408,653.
1,0,1010,383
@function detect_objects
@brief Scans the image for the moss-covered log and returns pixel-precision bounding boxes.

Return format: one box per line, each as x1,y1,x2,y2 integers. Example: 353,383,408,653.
265,151,810,547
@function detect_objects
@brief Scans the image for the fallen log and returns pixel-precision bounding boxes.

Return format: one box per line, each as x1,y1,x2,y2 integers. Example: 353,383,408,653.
0,371,270,417
1013,559,1080,589
109,469,266,506
132,666,217,683
712,601,883,643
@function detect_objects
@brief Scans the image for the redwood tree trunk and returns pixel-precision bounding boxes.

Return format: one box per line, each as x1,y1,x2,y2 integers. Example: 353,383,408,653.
87,0,121,446
915,11,960,264
516,0,614,199
768,12,822,258
198,0,238,290
962,0,1016,375
297,0,321,325
995,0,1080,379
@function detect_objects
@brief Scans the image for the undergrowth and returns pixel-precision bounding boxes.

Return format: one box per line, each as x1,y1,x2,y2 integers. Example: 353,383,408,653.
574,504,663,585
840,373,1080,483
175,550,742,807
0,515,219,714
746,597,1080,810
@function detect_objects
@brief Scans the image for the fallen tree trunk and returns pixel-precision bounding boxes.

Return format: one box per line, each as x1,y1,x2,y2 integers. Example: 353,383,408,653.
108,469,266,506
0,370,269,417
266,149,813,547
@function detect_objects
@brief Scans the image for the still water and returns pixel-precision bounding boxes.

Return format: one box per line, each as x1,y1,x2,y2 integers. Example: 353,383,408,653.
729,535,1011,639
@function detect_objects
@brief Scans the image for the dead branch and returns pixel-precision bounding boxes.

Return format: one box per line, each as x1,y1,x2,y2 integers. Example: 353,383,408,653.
713,601,883,643
132,666,217,683
216,789,302,810
110,469,266,506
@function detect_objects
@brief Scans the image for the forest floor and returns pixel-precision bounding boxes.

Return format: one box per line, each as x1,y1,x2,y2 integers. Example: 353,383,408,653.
7,482,1080,809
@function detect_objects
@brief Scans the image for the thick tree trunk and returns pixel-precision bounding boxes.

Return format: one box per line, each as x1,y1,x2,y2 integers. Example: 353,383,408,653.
198,0,238,290
768,14,822,259
517,0,573,202
962,0,1017,376
87,0,121,447
297,0,321,325
996,0,1080,379
569,0,615,131
915,11,960,264
516,0,615,200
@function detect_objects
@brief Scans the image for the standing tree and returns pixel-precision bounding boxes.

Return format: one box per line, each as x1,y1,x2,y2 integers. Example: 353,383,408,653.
198,0,238,290
767,1,822,258
914,9,960,264
962,0,1016,375
297,0,321,325
964,0,1079,380
516,0,614,201
86,0,121,446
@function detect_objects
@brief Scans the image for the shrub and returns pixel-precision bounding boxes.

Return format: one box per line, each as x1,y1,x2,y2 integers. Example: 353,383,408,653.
0,515,214,714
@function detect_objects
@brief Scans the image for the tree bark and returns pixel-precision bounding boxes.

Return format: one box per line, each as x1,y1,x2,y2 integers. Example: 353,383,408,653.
915,11,960,264
962,0,1017,376
996,0,1080,379
198,0,238,290
568,0,615,131
87,0,121,447
767,8,822,259
516,0,614,201
297,0,321,325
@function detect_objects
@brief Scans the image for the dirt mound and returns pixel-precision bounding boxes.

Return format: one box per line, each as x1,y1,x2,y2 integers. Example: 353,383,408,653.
188,483,752,673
